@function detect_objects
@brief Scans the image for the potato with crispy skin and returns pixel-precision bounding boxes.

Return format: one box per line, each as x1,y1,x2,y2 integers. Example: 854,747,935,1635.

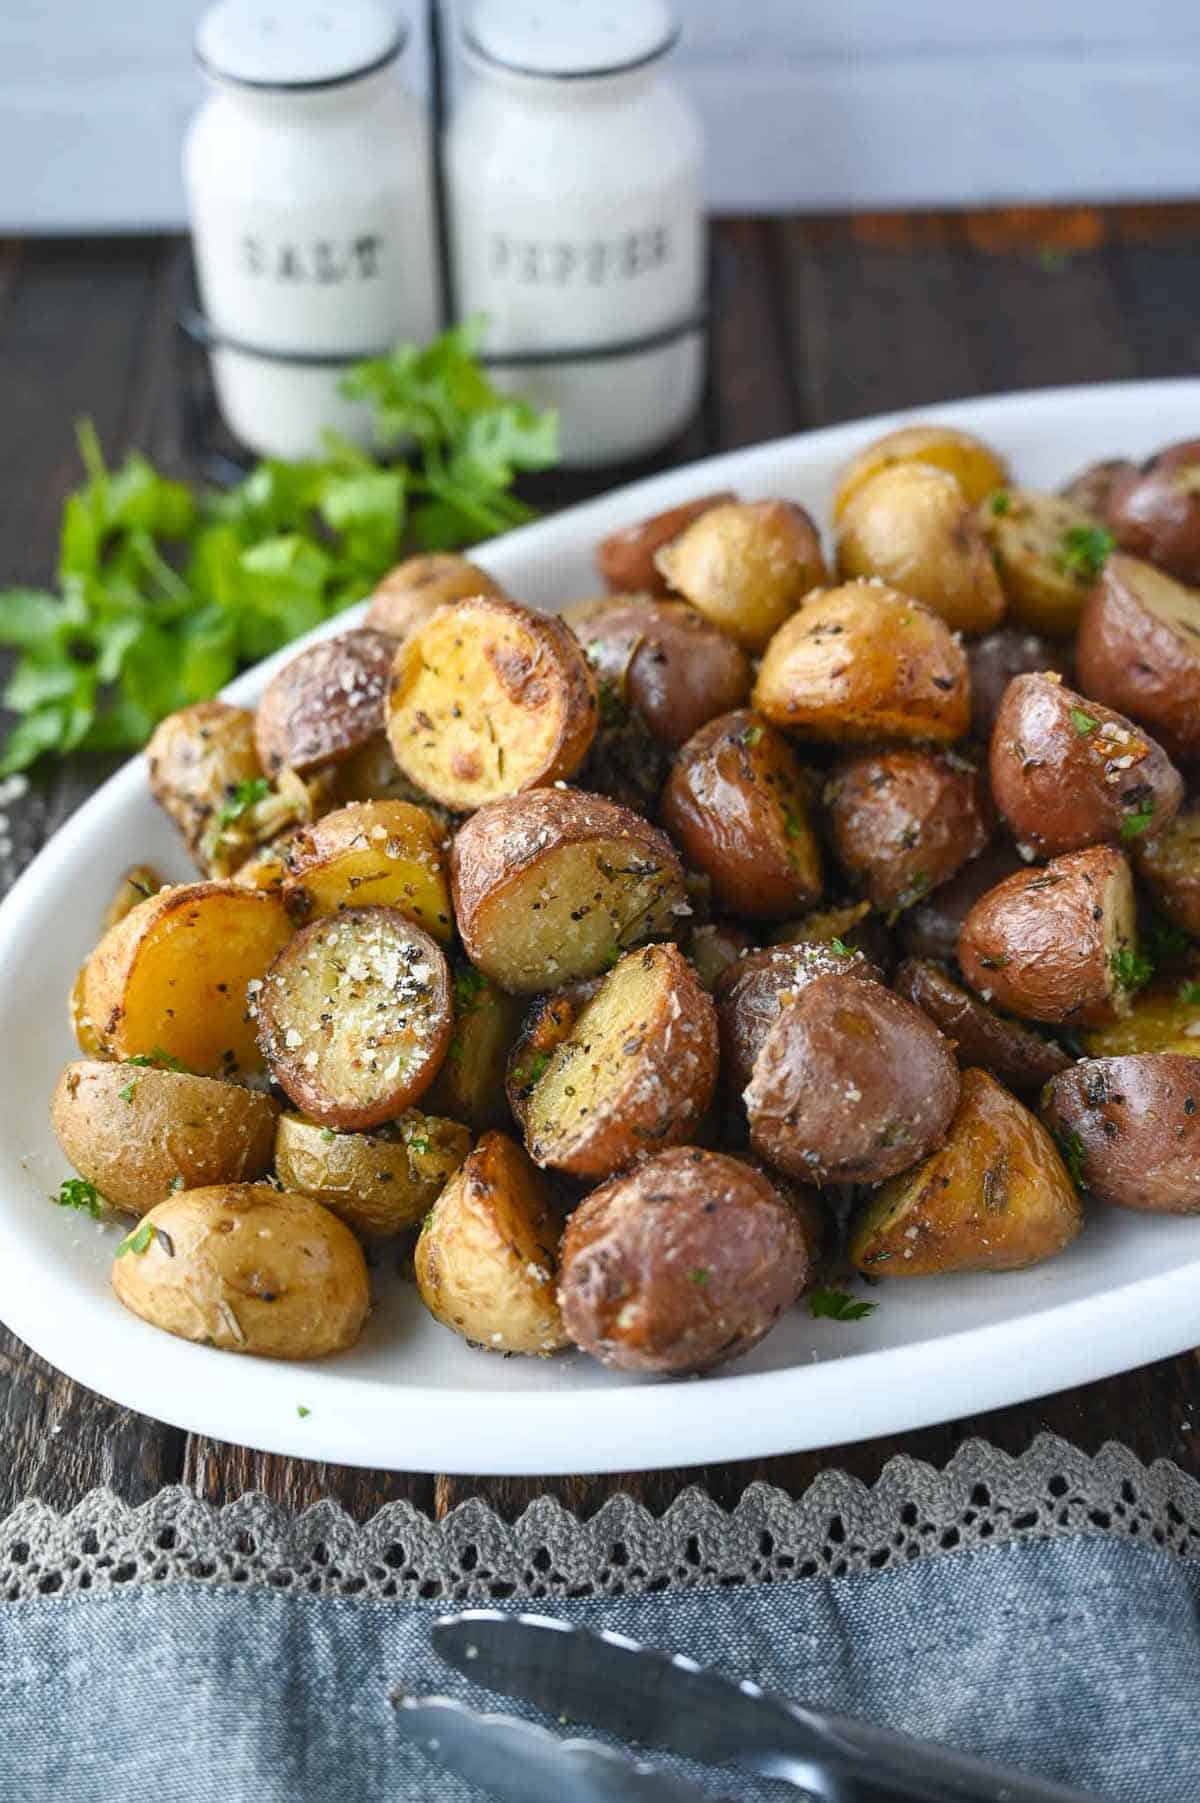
968,628,1072,740
1041,1055,1200,1214
364,553,505,641
752,584,970,744
558,1147,811,1376
1134,801,1200,937
655,500,828,653
425,964,524,1129
893,958,1071,1098
595,491,735,594
505,979,602,1128
1075,555,1200,764
415,1131,568,1355
1107,440,1200,586
745,974,959,1186
849,1069,1082,1276
836,463,1006,635
274,1110,471,1240
82,882,293,1075
147,703,315,878
521,945,718,1179
281,799,451,941
834,423,1009,517
827,748,990,915
958,845,1140,1028
660,710,823,921
979,488,1110,637
255,630,396,777
111,1183,369,1358
567,595,752,747
1059,458,1137,521
452,788,686,993
386,596,598,811
716,942,876,1094
51,1061,279,1214
990,672,1182,856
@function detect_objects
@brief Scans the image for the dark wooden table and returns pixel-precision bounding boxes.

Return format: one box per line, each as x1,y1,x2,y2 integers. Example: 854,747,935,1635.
3,206,1199,1523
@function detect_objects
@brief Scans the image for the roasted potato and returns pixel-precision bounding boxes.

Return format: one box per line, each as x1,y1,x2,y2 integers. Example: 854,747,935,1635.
899,841,1025,965
716,941,875,1095
452,788,686,993
836,464,1005,635
1075,555,1200,764
768,899,894,972
1133,801,1200,936
1041,1054,1200,1214
752,584,970,745
229,840,289,893
833,423,1009,517
364,553,505,641
505,978,602,1128
522,944,718,1179
744,974,959,1185
990,672,1183,856
1077,973,1200,1060
386,596,598,810
51,1060,279,1214
958,844,1140,1028
1060,457,1137,521
573,709,670,816
147,702,314,877
110,1183,369,1358
414,1131,568,1355
660,710,823,921
102,864,165,931
256,907,452,1129
567,594,752,747
893,958,1071,1098
274,1109,471,1240
655,500,828,653
968,627,1072,740
82,881,293,1075
979,488,1110,637
69,967,103,1057
281,799,451,941
826,748,990,914
1107,440,1200,586
684,919,754,992
558,1147,811,1376
849,1068,1082,1275
424,964,524,1129
595,491,735,594
255,629,396,777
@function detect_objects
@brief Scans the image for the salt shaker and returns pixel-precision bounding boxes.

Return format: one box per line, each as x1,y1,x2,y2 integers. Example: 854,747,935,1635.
446,0,705,467
185,0,437,460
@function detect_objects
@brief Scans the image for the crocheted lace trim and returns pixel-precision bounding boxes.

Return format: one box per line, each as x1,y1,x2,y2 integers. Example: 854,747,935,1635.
3,1435,1197,1604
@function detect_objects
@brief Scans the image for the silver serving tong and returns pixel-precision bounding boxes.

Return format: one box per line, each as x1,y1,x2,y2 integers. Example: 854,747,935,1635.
391,1609,1099,1802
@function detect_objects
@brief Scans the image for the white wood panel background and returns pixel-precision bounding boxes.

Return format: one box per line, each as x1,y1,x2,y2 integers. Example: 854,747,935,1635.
1,0,1198,231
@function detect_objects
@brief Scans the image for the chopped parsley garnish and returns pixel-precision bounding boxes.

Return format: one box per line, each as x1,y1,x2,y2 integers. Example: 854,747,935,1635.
319,1127,336,1143
118,1079,137,1103
114,1220,155,1259
1052,1128,1089,1190
54,1177,102,1218
1179,980,1200,1006
1109,946,1153,993
601,945,623,971
829,936,850,956
297,1405,311,1419
1119,798,1157,841
215,777,270,832
783,810,806,841
1056,524,1114,583
405,1133,433,1157
127,1047,192,1073
808,1287,877,1322
1069,706,1098,736
739,723,764,747
989,490,1012,516
169,1175,185,1192
687,1267,711,1287
525,1051,550,1089
452,964,488,1012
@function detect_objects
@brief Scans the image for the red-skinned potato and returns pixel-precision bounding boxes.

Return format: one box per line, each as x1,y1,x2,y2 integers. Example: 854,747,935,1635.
968,628,1072,740
958,844,1140,1028
255,630,395,777
595,492,736,595
1133,800,1200,936
660,709,823,921
989,672,1183,856
1074,555,1200,764
655,500,828,653
1107,440,1200,585
893,957,1071,1098
1059,458,1137,521
899,841,1024,965
1041,1054,1200,1214
558,1147,811,1376
826,748,990,914
565,595,752,747
716,941,877,1095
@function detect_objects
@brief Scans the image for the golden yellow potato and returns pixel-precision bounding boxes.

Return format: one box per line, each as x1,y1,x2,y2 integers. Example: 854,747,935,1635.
147,703,317,878
364,553,505,641
979,488,1109,637
424,965,523,1129
849,1068,1083,1275
654,500,828,653
415,1131,568,1355
69,966,103,1057
102,864,164,931
274,1110,471,1241
836,464,1006,635
111,1184,369,1358
1079,974,1200,1060
51,1060,279,1215
281,799,452,942
82,882,293,1076
833,423,1009,518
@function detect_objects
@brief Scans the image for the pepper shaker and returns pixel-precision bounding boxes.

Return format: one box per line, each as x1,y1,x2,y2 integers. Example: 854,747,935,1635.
185,0,438,460
446,0,705,467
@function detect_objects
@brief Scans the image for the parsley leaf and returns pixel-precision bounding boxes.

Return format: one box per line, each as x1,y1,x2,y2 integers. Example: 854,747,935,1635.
1056,525,1114,583
114,1220,155,1259
989,490,1011,516
829,936,850,955
1179,980,1200,1006
117,1079,137,1103
127,1047,192,1073
1069,706,1098,736
1119,798,1157,841
215,776,270,832
297,1405,311,1419
54,1177,103,1218
1052,1127,1089,1190
808,1287,877,1322
452,964,489,1012
687,1267,711,1287
1109,946,1153,993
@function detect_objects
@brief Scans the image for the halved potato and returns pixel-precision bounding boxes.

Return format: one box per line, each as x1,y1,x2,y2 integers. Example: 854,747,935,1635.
452,788,687,993
523,944,718,1178
281,799,452,941
111,1183,369,1358
1041,1055,1200,1213
833,423,1009,517
1075,554,1200,764
835,463,1005,635
256,907,452,1129
655,500,828,653
82,882,293,1075
414,1131,568,1355
274,1109,471,1241
1078,973,1200,1059
102,864,165,931
147,702,261,870
595,491,735,595
364,553,505,641
1134,801,1200,936
255,629,396,776
425,964,524,1129
752,584,970,744
51,1060,279,1215
848,1068,1083,1275
69,967,103,1057
979,488,1109,637
505,979,602,1128
386,596,598,810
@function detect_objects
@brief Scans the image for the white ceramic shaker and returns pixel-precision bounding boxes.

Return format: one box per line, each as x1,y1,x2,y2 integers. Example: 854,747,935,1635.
446,0,705,467
185,0,438,460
